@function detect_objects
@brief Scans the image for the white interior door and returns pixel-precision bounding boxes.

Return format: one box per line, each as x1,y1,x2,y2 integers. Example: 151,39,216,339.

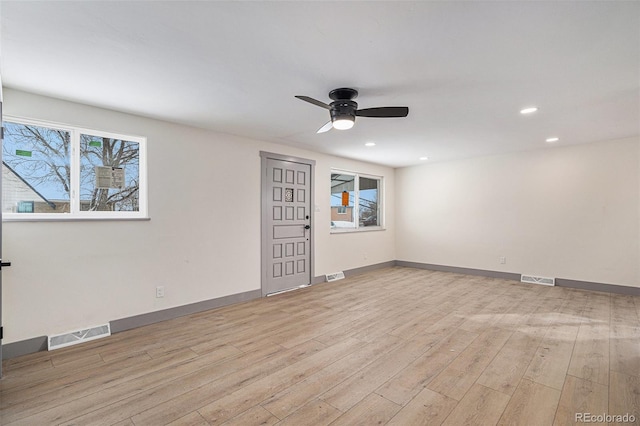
262,154,313,295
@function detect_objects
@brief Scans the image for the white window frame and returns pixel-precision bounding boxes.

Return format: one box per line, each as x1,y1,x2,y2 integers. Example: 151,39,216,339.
2,116,148,221
330,169,384,233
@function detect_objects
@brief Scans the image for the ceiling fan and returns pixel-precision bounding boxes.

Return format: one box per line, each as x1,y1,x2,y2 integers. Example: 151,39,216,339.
295,88,409,133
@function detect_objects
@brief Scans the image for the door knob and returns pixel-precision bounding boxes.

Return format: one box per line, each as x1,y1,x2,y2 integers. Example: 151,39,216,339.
304,225,311,230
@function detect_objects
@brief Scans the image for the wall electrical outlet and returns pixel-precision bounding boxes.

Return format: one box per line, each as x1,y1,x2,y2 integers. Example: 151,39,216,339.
156,286,165,298
499,256,506,264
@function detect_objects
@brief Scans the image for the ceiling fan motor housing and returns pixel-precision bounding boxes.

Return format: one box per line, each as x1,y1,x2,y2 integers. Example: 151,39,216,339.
330,100,358,122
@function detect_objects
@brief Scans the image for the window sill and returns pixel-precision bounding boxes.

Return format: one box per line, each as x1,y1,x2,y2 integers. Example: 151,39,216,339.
3,215,150,222
330,226,386,234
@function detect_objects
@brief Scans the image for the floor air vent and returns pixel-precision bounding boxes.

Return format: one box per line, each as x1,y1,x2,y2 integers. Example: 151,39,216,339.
48,324,111,351
326,271,345,282
521,274,555,286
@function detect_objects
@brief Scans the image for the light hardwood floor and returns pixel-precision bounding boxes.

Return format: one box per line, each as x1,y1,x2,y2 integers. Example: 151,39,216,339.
1,267,639,425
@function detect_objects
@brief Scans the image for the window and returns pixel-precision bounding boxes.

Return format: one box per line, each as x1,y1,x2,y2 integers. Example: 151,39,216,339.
17,201,34,213
2,117,147,219
330,170,382,231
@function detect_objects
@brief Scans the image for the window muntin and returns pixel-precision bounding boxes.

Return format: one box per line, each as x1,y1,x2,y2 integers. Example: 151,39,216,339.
330,170,383,231
2,117,147,219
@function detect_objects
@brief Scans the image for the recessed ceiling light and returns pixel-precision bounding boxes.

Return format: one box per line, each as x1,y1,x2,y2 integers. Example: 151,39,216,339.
419,156,429,161
546,137,559,143
365,142,376,147
520,107,538,114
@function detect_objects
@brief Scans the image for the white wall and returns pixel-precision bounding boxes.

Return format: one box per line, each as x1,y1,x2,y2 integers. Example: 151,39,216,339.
1,89,395,344
396,137,640,288
6,88,636,347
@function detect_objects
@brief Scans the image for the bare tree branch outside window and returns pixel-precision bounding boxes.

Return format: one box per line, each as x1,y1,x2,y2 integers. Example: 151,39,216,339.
2,122,140,213
80,134,139,211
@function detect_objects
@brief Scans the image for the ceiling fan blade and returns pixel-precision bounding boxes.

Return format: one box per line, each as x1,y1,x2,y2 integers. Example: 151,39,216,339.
295,95,331,110
317,121,333,133
356,107,409,118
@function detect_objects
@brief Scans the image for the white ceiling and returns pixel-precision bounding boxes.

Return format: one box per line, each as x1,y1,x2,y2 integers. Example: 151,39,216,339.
1,1,638,168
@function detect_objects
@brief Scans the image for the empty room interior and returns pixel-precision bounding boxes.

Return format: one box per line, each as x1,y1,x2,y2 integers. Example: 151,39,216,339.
0,1,639,425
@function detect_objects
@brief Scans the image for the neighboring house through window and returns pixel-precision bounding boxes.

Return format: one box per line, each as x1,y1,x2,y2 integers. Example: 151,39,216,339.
330,170,383,231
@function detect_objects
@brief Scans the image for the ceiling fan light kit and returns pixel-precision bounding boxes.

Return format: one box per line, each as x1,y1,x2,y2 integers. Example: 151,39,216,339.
332,118,355,130
295,87,409,133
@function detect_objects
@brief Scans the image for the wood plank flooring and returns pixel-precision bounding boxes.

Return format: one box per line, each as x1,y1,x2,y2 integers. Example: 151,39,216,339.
1,267,639,425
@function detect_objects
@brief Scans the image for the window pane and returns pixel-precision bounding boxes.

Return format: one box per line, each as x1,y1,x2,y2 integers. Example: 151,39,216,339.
79,134,140,211
330,173,355,228
359,176,380,227
2,122,71,213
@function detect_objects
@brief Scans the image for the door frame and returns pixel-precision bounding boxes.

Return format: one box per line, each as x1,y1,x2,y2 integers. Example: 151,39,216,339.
1,80,4,375
260,151,315,297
